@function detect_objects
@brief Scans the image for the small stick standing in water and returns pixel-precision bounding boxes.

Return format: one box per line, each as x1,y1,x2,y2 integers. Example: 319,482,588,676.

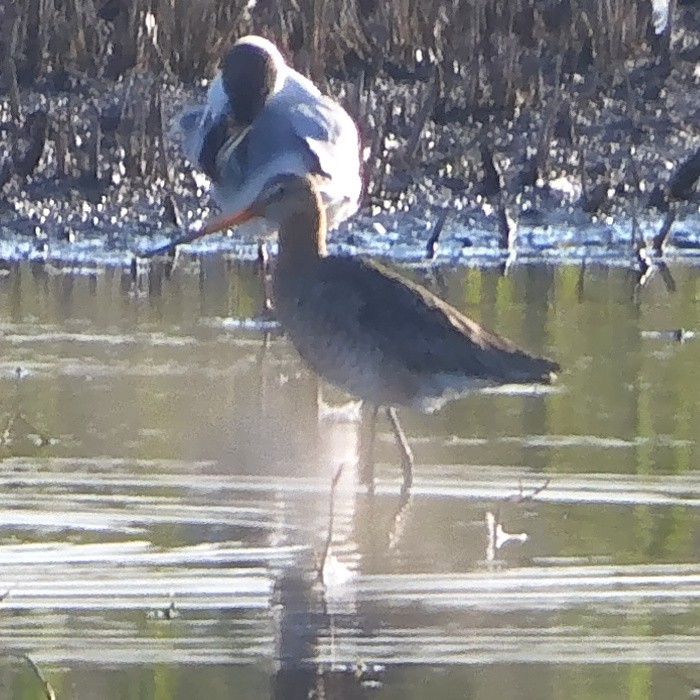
1,369,54,449
508,477,551,504
650,209,676,255
485,478,552,562
317,464,344,586
425,209,449,260
638,148,700,291
257,239,274,313
485,511,528,563
22,654,56,700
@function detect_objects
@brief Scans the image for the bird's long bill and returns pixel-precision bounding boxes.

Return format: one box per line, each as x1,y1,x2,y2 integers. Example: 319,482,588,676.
198,204,261,237
144,203,261,259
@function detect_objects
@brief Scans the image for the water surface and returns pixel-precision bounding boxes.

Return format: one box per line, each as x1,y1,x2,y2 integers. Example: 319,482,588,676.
0,258,699,699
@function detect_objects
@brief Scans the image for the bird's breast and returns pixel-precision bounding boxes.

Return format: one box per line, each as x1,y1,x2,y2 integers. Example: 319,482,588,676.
273,281,416,407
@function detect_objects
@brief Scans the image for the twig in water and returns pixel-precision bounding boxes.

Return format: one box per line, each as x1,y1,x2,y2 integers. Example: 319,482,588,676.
496,202,517,264
22,654,56,700
651,208,676,254
1,409,53,448
632,247,676,301
388,480,412,551
629,205,641,253
635,245,651,274
576,260,587,303
485,511,528,562
484,478,550,561
148,596,180,620
509,477,551,504
425,209,448,259
317,464,344,586
656,261,677,294
257,240,274,313
386,407,414,550
633,246,655,295
17,414,52,447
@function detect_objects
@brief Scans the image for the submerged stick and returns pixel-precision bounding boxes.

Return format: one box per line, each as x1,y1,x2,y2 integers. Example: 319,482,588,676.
657,261,677,294
22,655,56,700
1,411,52,447
576,259,587,303
508,477,551,504
485,478,551,561
317,464,344,586
425,209,449,259
651,208,676,254
386,406,414,550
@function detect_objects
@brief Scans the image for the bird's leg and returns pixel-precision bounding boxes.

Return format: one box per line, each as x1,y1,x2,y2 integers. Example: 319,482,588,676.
385,406,414,490
256,239,273,314
358,402,379,489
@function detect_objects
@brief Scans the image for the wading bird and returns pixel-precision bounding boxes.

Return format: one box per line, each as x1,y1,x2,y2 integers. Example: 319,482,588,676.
175,35,362,307
174,173,560,487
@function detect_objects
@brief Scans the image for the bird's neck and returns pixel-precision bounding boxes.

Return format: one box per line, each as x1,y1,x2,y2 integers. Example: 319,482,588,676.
277,204,327,271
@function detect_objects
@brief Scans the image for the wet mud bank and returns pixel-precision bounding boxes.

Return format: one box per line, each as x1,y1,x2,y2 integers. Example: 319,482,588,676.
0,2,698,269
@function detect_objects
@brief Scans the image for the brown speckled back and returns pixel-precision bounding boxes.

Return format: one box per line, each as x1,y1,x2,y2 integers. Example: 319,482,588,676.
273,252,559,411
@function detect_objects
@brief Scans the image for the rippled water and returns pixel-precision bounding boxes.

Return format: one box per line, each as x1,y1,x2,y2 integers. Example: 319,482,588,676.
0,258,699,699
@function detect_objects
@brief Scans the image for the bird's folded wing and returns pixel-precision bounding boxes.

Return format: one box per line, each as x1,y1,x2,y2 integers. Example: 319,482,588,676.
288,98,360,180
292,258,554,382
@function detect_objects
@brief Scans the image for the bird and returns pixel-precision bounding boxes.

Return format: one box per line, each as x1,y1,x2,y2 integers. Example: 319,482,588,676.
175,34,362,243
173,173,561,488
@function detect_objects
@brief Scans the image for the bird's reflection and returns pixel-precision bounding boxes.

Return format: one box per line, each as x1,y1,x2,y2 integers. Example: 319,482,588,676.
272,568,382,700
254,328,414,561
252,329,413,691
265,389,386,695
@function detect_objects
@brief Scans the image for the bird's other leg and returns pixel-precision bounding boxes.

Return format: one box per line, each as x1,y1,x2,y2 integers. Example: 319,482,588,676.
358,402,379,490
385,406,414,491
256,239,273,314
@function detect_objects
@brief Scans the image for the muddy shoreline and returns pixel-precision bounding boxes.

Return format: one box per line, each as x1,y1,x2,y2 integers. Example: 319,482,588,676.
0,8,698,268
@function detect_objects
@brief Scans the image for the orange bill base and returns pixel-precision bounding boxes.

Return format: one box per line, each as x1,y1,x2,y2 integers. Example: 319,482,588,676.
141,206,256,259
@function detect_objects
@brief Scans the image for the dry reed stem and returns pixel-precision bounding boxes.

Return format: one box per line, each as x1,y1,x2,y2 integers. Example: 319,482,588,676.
1,0,653,110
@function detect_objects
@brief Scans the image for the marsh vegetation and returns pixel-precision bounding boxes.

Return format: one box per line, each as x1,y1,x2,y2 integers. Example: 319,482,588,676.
0,0,697,262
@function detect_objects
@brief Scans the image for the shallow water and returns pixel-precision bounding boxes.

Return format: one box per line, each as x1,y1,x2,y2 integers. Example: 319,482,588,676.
0,258,699,699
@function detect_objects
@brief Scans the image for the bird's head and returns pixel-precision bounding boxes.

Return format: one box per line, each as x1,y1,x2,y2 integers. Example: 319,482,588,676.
220,35,286,125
